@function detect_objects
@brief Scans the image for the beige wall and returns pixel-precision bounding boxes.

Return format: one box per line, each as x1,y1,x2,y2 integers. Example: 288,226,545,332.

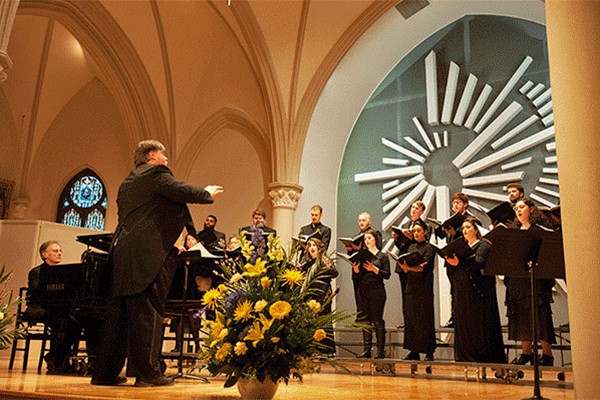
184,128,271,240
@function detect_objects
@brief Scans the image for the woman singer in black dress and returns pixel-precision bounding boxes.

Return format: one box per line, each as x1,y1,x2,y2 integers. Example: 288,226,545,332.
396,219,436,361
444,217,505,363
352,230,391,359
506,198,556,366
300,237,338,354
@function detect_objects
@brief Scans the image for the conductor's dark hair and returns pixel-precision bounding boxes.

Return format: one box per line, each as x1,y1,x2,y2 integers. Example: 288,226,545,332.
207,214,218,223
134,140,166,167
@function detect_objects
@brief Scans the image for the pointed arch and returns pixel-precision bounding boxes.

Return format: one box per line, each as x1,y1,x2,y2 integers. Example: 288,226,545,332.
18,0,168,151
177,107,272,187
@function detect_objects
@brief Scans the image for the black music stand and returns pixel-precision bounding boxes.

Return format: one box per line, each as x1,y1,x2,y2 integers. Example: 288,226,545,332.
484,227,565,400
167,253,215,384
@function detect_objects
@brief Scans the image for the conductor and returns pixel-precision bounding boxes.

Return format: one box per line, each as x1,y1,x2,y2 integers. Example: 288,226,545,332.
91,140,223,387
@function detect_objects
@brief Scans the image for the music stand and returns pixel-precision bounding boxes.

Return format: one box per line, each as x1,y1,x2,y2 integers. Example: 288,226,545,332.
484,227,565,400
168,249,220,384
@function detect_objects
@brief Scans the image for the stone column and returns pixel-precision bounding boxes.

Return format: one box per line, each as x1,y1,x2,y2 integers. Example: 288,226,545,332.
0,0,20,82
267,182,303,248
9,197,29,219
546,2,600,399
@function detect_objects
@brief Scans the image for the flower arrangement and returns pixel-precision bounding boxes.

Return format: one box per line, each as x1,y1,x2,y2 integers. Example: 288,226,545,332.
0,265,24,350
198,228,351,387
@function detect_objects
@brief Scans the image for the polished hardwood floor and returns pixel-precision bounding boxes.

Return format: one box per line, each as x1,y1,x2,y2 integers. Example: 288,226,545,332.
0,355,574,400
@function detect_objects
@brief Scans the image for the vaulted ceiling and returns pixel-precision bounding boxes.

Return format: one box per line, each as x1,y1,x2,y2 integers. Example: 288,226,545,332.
2,0,399,185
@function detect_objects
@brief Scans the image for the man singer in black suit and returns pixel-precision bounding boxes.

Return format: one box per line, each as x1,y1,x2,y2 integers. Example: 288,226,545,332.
299,204,332,250
91,140,223,387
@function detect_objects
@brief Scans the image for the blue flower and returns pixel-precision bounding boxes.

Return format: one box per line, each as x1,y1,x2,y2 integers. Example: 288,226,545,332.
225,290,246,317
192,308,206,319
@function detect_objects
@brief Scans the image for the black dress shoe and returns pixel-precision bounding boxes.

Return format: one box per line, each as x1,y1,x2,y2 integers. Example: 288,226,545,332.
538,354,554,366
134,375,175,387
357,351,372,358
511,353,533,365
375,352,385,359
91,376,128,386
403,352,420,361
424,353,434,362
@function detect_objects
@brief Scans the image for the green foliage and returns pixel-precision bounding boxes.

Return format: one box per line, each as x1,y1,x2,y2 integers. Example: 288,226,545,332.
0,265,25,350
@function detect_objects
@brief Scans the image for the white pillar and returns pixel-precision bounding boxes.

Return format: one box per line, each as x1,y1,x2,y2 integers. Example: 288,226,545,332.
546,2,600,398
267,182,303,249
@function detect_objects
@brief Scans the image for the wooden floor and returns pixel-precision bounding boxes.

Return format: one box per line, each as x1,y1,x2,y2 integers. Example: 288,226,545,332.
0,356,575,400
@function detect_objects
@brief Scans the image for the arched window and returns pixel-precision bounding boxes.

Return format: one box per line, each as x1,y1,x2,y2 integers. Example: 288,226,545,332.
57,169,107,231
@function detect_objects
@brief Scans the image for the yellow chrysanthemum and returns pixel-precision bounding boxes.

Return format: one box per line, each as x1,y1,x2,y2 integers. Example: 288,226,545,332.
234,341,248,356
215,342,232,362
202,288,221,310
254,299,268,312
313,329,327,342
281,269,305,288
244,320,265,347
230,273,243,283
306,299,322,314
244,258,267,277
234,299,253,322
269,300,292,320
260,276,271,289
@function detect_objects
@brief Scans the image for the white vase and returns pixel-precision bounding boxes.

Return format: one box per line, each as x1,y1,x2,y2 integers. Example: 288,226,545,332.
237,377,279,400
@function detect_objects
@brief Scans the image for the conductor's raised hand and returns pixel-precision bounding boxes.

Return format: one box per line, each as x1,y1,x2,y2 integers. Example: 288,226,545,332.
205,185,224,198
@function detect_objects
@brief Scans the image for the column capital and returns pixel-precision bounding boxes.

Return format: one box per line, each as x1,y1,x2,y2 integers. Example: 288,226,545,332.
9,197,29,219
267,182,303,210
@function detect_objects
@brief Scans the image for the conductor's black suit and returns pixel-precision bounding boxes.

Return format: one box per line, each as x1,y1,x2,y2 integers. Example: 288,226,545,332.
93,163,214,384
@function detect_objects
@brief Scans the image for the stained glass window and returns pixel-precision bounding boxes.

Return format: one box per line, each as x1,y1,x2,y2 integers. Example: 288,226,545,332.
57,169,107,231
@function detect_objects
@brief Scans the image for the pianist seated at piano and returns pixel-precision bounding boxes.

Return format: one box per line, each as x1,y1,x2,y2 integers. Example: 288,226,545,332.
24,241,81,375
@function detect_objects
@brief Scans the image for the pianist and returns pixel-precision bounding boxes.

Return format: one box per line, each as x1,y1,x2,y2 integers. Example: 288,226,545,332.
25,241,80,375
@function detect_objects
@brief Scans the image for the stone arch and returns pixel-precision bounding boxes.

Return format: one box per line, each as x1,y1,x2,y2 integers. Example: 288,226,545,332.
18,0,168,151
177,106,272,187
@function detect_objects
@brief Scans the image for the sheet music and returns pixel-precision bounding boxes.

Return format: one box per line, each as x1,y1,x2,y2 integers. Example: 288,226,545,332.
186,242,220,258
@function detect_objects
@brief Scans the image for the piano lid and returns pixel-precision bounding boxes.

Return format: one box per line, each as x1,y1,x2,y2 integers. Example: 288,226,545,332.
77,233,114,253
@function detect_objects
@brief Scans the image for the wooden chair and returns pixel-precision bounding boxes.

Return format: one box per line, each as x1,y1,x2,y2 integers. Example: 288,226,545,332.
8,287,50,372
